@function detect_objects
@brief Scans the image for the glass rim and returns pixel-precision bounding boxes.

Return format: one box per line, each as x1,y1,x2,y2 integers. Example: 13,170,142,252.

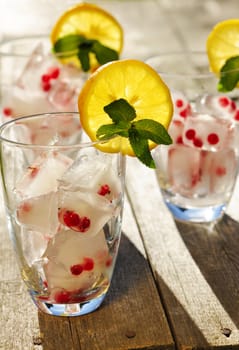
0,35,48,56
0,35,79,59
145,50,239,78
0,112,113,150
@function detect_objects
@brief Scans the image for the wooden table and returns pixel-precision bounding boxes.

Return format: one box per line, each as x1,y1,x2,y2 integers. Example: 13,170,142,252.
1,0,239,349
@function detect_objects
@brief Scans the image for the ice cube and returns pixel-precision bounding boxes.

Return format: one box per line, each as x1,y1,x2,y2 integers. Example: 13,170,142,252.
1,85,15,121
2,45,87,123
168,119,184,144
16,151,73,198
14,43,82,111
59,149,121,202
30,122,59,145
59,64,86,84
16,43,45,90
54,63,87,95
168,144,202,196
207,148,238,194
152,144,169,176
16,43,62,93
20,228,49,267
57,190,115,237
7,121,32,144
43,228,110,293
195,94,238,120
171,90,192,119
48,80,78,112
7,113,61,146
30,113,81,144
182,113,235,151
1,86,54,120
16,191,59,236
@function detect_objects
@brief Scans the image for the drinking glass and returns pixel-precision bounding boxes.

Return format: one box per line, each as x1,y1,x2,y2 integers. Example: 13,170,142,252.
0,36,87,123
146,52,239,223
0,112,125,316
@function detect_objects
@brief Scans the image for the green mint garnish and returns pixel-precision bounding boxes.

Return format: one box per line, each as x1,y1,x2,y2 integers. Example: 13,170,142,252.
91,41,118,65
96,99,172,168
218,55,239,92
53,34,119,72
53,34,83,54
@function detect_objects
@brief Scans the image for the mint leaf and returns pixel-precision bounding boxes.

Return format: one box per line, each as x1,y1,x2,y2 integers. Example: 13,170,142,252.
218,56,239,92
97,122,129,140
104,99,136,123
53,34,84,55
128,128,155,168
92,41,119,65
77,46,91,72
53,34,119,72
97,98,172,168
133,119,172,145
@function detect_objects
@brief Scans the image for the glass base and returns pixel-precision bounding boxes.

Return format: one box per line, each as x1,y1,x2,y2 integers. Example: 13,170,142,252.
32,293,106,316
165,201,225,223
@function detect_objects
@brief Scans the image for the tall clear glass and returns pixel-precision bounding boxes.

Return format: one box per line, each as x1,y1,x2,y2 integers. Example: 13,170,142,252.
0,36,87,123
146,52,239,223
0,112,125,316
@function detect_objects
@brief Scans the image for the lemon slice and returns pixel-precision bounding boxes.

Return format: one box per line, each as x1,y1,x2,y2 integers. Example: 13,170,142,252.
207,19,239,73
78,59,173,156
50,3,123,70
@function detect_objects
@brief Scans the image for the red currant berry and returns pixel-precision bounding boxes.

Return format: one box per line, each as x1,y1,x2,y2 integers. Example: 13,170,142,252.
3,107,12,116
215,167,226,176
176,136,183,144
78,216,91,232
193,137,203,148
54,290,71,303
176,99,184,108
234,110,239,121
41,74,51,83
48,66,60,79
218,96,230,107
83,257,94,271
63,210,80,227
98,184,111,196
42,81,51,92
207,133,219,145
185,129,196,140
70,264,84,275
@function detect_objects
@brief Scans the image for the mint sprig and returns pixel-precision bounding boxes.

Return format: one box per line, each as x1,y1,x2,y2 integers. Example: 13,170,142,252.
53,34,118,72
218,55,239,92
96,99,172,168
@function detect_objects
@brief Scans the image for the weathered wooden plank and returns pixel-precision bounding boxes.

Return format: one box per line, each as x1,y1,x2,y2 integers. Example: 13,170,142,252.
126,157,239,349
173,216,239,348
0,185,41,350
37,197,174,350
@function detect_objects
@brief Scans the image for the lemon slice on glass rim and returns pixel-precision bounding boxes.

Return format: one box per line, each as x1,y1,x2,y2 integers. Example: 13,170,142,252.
78,59,173,166
207,18,239,74
50,2,124,71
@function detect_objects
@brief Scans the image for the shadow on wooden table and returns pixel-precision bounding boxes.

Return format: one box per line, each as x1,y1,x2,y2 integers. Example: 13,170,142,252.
37,233,174,350
155,274,210,347
175,214,239,332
